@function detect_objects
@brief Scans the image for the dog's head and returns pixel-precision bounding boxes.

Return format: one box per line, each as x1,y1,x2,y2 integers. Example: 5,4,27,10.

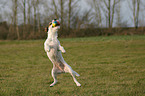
45,19,60,33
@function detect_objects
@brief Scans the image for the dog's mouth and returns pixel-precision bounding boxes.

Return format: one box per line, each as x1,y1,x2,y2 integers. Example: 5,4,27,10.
55,26,60,30
45,19,60,32
52,19,60,27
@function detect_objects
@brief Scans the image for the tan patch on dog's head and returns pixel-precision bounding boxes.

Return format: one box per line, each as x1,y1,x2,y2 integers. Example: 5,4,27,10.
49,22,52,28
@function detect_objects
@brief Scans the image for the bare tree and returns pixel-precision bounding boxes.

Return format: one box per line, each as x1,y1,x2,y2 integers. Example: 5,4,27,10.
67,0,80,29
18,0,26,26
52,0,58,18
32,0,37,33
101,0,120,28
18,0,27,38
37,0,43,33
60,0,64,32
128,0,141,29
23,0,26,26
31,0,40,33
115,0,128,28
115,1,121,27
68,0,72,31
27,0,32,25
0,0,7,22
11,0,20,40
87,0,102,27
87,0,121,28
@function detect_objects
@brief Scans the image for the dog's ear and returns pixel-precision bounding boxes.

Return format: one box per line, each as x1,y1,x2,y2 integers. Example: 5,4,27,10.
49,22,52,27
45,27,48,32
45,22,52,32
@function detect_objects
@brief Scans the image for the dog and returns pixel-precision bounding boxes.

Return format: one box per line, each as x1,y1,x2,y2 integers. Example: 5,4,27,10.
44,19,81,87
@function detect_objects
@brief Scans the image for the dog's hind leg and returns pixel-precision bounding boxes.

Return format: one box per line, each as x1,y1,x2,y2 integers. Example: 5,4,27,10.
71,72,81,86
63,64,81,86
73,71,80,77
50,68,58,87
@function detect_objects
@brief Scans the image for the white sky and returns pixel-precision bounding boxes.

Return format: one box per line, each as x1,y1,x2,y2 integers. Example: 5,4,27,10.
0,0,145,27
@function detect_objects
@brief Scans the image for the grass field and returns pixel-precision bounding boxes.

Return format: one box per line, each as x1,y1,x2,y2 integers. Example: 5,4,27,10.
0,35,145,96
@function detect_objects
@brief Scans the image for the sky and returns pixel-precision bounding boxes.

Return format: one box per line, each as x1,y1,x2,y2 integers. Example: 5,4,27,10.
80,0,134,27
0,0,145,27
80,0,145,27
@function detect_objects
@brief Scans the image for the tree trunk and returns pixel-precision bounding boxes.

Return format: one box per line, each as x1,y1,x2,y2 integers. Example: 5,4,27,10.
52,0,58,19
136,0,140,29
108,0,111,28
37,0,41,33
68,0,72,32
14,0,20,40
61,0,64,32
33,5,36,33
23,0,26,38
133,0,136,29
103,0,120,29
111,0,115,28
28,0,31,25
23,0,26,26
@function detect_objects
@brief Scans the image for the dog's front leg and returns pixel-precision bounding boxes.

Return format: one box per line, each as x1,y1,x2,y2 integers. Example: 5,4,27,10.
44,45,50,52
57,40,66,53
59,45,66,53
44,40,51,52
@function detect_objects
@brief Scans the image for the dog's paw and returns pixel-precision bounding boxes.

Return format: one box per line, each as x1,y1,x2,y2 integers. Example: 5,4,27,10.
45,47,50,52
76,83,81,87
50,82,57,87
59,46,66,53
45,49,50,52
61,49,66,53
47,49,51,52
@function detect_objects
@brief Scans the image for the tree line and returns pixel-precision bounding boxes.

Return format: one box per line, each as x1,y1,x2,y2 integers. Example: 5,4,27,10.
0,0,145,40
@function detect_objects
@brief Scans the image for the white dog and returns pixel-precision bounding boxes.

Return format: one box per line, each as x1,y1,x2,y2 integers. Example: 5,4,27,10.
44,19,81,87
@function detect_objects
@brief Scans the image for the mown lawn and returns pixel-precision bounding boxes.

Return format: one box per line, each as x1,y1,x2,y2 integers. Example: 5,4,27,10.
0,35,145,96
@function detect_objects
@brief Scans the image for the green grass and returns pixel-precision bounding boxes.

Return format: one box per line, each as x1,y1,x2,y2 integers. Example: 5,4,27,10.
0,35,145,96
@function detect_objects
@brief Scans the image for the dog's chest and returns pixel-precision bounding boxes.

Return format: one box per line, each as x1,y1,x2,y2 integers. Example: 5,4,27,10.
46,39,60,60
47,39,59,55
49,39,58,48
